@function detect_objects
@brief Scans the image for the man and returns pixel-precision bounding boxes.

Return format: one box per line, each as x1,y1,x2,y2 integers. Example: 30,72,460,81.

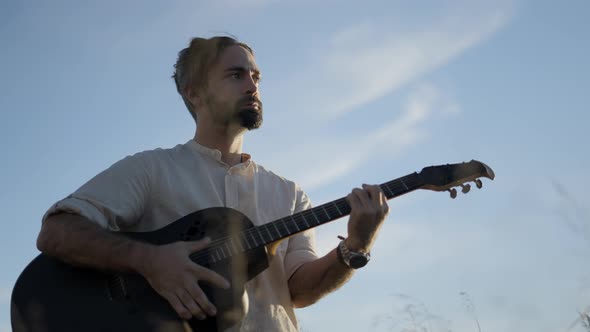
36,36,389,331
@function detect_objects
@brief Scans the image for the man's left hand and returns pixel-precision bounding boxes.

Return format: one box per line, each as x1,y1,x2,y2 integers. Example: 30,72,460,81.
345,184,390,252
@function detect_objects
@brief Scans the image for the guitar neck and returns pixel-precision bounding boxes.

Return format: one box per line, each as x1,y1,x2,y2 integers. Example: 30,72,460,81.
190,159,495,264
189,172,424,264
242,172,424,247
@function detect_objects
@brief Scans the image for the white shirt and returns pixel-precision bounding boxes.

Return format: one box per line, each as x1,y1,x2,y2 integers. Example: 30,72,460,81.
43,139,318,331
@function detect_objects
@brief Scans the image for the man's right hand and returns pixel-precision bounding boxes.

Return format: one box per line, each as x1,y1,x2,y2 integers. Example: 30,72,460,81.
138,238,231,320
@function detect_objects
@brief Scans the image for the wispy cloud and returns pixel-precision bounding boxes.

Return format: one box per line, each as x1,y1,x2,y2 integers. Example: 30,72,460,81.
258,2,514,190
281,3,514,120
268,83,459,191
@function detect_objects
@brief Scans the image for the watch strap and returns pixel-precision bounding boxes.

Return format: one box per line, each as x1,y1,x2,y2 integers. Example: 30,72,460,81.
337,238,370,269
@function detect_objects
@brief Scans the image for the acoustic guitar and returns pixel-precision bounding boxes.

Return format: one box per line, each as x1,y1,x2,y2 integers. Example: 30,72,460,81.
11,160,495,332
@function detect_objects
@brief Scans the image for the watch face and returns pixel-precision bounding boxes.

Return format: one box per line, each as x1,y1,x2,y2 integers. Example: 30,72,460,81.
349,254,369,269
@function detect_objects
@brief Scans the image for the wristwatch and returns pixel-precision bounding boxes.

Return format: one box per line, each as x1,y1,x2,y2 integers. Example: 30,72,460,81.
337,239,371,269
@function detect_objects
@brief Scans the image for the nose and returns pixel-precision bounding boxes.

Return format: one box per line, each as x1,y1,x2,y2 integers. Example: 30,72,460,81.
244,73,258,95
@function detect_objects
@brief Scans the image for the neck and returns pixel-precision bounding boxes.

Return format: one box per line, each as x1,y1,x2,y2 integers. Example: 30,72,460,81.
194,125,245,166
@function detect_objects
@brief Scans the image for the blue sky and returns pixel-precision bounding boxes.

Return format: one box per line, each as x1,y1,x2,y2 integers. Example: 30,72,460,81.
1,0,589,331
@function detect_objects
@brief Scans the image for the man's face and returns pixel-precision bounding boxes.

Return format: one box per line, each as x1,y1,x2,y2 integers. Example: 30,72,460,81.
200,45,263,130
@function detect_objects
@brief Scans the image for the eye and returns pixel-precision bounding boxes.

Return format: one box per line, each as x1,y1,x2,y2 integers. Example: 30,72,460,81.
231,72,241,79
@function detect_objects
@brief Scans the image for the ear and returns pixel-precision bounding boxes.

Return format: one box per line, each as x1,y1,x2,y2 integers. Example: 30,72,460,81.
184,87,201,109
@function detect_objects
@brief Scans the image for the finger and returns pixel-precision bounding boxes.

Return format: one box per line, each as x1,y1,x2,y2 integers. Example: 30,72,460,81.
164,291,192,320
363,184,385,205
186,237,212,253
379,190,390,215
191,264,231,290
352,187,371,207
370,184,390,215
346,191,362,209
186,280,217,317
178,288,207,320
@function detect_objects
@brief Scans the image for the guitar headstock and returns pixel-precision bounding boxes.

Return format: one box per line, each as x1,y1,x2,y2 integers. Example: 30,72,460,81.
418,160,495,198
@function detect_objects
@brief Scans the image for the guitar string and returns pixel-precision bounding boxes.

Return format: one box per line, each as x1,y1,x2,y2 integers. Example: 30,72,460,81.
201,164,484,259
189,175,422,263
208,175,418,247
193,163,487,261
188,175,422,263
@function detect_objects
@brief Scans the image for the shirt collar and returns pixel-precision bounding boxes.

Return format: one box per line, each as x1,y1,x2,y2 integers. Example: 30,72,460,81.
185,139,252,166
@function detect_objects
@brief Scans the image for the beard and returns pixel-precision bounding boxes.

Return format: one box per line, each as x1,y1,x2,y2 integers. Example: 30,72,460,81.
237,96,263,130
203,93,263,130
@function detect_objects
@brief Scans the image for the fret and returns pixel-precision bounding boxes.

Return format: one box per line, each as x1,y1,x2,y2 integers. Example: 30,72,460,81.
280,219,292,235
257,227,268,243
272,221,282,238
254,229,264,246
282,218,292,235
265,224,275,240
310,209,320,224
301,213,311,228
225,173,427,254
383,183,394,197
329,205,338,217
264,225,273,242
333,201,343,215
321,205,331,219
400,178,409,190
291,215,301,232
245,232,256,249
200,172,434,266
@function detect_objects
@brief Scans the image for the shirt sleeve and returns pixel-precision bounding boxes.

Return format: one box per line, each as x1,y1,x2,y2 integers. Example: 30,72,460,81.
42,152,152,231
283,187,318,279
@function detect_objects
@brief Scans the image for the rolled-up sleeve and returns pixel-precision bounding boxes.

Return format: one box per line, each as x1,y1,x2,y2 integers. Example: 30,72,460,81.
42,152,151,231
283,189,318,279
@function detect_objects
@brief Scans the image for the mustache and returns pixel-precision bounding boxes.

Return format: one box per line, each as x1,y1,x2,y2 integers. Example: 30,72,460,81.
238,95,262,108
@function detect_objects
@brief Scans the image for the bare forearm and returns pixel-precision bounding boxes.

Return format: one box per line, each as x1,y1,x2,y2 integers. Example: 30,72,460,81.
36,213,150,273
288,248,354,308
287,183,389,307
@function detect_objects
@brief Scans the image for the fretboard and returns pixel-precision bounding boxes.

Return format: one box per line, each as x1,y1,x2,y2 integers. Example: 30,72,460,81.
190,172,424,264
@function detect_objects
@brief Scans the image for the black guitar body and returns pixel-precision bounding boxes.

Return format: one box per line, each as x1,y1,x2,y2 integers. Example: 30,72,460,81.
11,207,270,332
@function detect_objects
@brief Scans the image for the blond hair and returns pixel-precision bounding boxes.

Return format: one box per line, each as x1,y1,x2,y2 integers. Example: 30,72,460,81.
172,36,254,122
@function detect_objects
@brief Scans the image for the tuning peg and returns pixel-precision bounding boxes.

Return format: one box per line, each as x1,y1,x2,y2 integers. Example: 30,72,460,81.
474,179,483,189
448,188,457,199
461,184,471,194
